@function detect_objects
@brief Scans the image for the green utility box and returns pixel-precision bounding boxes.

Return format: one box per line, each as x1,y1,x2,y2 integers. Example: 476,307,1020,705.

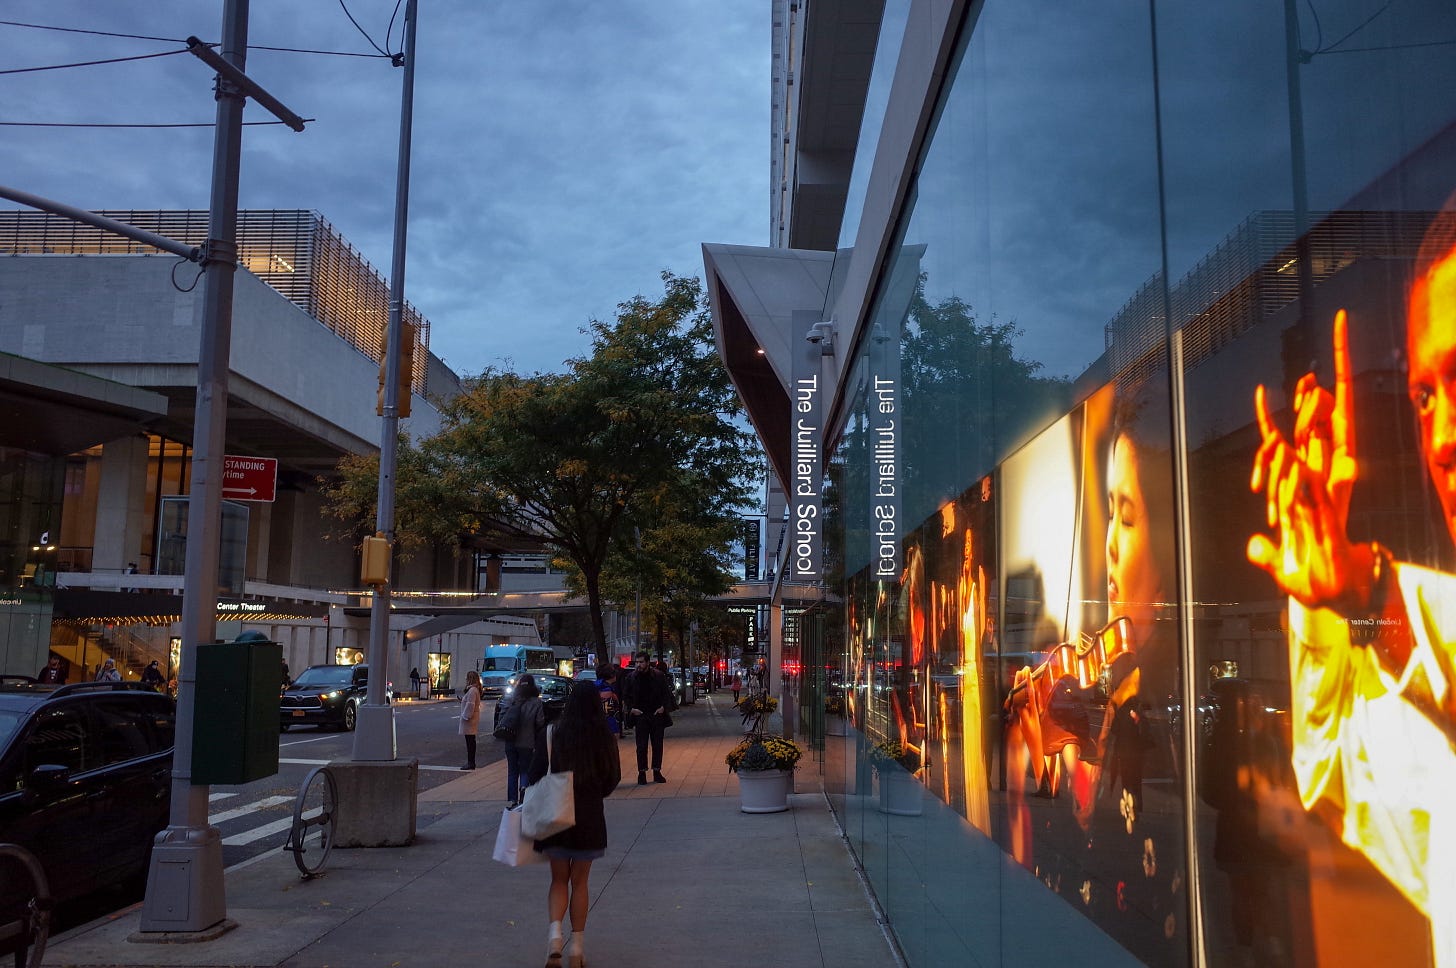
191,632,282,785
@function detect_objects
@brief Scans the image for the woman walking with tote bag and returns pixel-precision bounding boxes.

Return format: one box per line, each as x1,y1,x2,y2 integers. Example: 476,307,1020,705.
531,680,621,967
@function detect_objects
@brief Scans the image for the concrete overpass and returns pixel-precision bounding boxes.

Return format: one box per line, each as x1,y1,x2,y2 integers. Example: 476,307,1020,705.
346,580,830,642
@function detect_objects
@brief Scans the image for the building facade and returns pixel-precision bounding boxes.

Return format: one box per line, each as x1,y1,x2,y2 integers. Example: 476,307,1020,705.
709,1,1456,965
0,209,545,691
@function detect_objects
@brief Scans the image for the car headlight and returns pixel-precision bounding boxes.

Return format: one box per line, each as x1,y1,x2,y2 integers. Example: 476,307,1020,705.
322,690,343,700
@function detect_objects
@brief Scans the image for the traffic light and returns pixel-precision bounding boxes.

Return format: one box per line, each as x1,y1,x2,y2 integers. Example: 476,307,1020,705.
375,318,416,418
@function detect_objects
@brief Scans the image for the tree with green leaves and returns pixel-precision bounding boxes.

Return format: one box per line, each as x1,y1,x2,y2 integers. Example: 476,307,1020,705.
322,272,757,666
898,281,1071,517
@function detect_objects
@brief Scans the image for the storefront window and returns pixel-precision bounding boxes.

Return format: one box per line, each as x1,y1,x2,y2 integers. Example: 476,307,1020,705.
820,1,1456,965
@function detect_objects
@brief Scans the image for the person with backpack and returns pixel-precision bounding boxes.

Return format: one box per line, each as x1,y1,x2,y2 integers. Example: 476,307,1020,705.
458,670,483,770
594,662,623,739
498,674,545,805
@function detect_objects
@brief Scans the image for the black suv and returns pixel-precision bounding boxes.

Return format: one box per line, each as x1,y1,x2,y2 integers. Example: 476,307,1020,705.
0,680,175,954
280,663,384,732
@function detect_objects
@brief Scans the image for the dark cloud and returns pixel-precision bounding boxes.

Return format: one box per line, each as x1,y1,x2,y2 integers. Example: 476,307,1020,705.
0,1,767,376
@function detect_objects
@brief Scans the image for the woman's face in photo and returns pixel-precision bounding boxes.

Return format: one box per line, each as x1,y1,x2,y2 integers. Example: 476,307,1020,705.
1106,434,1162,640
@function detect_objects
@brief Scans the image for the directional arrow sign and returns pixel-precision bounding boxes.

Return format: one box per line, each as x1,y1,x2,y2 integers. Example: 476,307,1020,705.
222,455,277,503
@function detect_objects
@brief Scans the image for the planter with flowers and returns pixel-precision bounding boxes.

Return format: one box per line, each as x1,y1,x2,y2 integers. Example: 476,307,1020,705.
870,740,926,816
726,692,805,813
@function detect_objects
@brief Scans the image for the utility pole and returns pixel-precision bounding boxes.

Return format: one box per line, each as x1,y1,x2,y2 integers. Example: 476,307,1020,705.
140,0,305,934
355,0,419,760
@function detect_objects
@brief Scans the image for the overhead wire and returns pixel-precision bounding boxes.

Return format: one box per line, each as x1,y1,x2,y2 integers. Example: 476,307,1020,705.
0,14,385,128
385,0,404,56
1,48,187,75
0,120,314,128
1319,0,1392,53
0,19,391,59
1297,1,1452,60
336,0,390,57
0,19,181,43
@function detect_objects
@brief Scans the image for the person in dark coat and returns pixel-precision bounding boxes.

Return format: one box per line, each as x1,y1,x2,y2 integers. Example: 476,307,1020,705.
621,651,673,785
532,680,621,968
140,660,165,691
37,655,66,683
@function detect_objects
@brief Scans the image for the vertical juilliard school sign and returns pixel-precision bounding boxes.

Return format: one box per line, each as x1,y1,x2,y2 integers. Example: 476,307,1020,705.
785,319,900,582
789,313,825,581
790,369,822,580
870,324,901,580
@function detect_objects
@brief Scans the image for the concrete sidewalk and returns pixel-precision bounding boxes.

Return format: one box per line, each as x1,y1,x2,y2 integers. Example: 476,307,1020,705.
42,694,900,968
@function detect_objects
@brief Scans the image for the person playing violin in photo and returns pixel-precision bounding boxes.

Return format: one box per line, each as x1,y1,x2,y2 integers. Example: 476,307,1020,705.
1246,216,1456,966
1006,377,1178,829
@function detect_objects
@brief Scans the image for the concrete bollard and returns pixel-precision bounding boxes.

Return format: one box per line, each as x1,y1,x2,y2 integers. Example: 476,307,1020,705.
326,759,419,847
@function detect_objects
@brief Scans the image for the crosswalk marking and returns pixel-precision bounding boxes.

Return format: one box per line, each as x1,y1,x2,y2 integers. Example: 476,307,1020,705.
212,758,476,857
221,815,297,847
279,756,464,773
209,795,291,826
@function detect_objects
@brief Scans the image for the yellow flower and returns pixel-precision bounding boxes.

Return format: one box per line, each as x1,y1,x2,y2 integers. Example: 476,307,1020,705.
726,734,804,772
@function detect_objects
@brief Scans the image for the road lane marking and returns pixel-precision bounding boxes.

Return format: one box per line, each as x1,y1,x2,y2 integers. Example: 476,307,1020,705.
280,734,341,748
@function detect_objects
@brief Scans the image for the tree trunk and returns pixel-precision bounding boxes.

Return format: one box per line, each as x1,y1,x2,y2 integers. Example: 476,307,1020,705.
584,567,609,668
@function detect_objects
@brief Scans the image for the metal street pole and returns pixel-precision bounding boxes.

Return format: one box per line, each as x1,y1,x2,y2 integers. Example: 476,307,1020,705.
140,0,248,934
355,0,419,760
634,526,642,657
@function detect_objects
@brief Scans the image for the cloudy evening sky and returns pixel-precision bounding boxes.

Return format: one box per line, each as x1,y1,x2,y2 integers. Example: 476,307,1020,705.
0,2,768,377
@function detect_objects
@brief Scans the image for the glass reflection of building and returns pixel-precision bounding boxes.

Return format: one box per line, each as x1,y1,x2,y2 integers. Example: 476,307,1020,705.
707,2,1456,965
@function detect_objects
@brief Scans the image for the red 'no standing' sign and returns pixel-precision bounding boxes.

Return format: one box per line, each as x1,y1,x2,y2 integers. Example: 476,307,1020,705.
222,455,277,503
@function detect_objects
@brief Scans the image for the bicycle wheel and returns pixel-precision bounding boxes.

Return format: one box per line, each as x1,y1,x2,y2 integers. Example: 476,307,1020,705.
286,766,337,878
0,843,51,968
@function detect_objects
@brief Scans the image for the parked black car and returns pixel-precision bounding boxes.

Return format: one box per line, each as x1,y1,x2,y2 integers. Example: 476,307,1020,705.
491,673,572,734
0,680,175,959
279,663,385,732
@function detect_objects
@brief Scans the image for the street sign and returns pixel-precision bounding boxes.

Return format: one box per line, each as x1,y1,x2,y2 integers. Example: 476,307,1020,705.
222,455,277,502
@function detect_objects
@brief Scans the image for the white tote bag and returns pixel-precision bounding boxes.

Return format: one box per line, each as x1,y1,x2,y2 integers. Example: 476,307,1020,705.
491,806,543,867
520,725,575,839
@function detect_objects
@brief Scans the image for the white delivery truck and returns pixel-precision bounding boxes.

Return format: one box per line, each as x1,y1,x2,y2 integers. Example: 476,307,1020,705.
478,644,557,697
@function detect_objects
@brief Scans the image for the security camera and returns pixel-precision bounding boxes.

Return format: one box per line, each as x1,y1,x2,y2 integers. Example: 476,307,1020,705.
805,320,835,350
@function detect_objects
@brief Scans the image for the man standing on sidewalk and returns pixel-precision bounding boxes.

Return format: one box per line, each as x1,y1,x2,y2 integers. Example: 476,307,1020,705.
622,651,672,785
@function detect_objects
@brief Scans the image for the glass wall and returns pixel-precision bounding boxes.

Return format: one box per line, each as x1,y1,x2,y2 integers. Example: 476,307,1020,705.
0,446,64,674
820,1,1456,965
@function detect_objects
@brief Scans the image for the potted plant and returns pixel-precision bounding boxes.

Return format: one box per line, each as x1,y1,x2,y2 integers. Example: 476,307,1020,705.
870,739,926,816
737,691,778,732
726,735,804,813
